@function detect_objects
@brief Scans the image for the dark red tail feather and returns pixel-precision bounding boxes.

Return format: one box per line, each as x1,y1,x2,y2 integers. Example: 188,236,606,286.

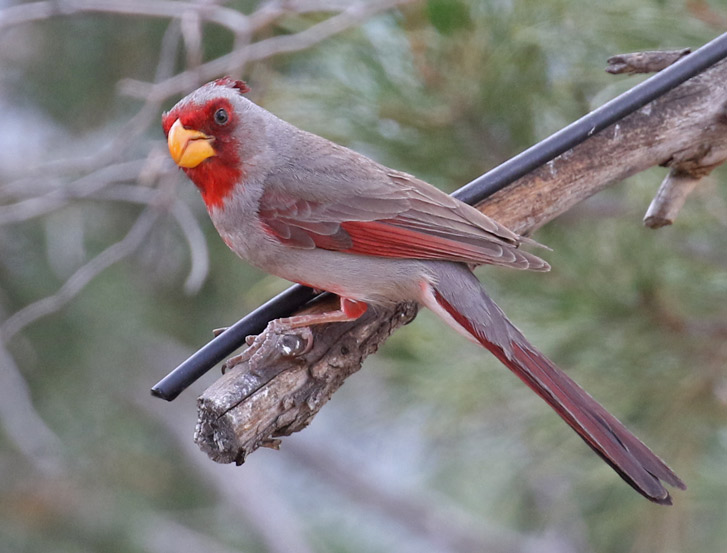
431,280,685,504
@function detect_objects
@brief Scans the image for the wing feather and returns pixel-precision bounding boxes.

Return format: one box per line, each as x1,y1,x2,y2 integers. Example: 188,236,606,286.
257,167,548,271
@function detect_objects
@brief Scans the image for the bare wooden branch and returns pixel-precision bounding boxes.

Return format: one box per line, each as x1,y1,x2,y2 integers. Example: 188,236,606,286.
195,297,418,463
196,55,727,464
604,48,727,228
606,48,691,74
644,170,701,228
643,131,727,227
478,57,727,235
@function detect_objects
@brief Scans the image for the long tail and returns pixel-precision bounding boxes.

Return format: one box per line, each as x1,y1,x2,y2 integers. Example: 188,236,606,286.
422,263,685,504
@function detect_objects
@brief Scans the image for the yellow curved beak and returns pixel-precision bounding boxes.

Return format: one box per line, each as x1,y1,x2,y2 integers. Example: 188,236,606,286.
167,119,216,168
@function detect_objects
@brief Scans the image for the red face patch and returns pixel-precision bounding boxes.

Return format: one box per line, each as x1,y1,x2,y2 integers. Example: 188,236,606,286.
162,97,243,209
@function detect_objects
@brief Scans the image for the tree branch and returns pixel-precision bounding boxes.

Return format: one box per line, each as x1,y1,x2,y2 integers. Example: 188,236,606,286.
477,58,727,234
0,0,253,34
196,53,727,464
118,0,417,101
0,208,159,343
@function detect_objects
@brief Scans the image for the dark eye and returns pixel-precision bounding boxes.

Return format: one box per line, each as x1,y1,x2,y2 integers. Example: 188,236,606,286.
214,108,229,125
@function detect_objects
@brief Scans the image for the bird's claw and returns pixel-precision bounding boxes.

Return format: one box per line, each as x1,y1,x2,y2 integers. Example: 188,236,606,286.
220,321,314,374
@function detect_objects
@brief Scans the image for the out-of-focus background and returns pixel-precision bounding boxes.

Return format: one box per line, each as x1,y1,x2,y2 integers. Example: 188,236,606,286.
1,1,726,551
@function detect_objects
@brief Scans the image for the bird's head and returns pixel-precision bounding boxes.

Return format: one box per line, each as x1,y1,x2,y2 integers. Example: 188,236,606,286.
162,77,253,209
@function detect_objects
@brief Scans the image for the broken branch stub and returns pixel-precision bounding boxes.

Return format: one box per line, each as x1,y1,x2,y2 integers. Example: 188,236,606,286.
605,49,727,229
195,299,418,464
645,104,727,227
606,48,691,75
608,49,727,229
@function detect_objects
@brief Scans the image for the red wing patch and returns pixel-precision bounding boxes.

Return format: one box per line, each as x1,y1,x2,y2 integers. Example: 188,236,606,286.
339,220,503,263
260,212,507,264
257,189,529,266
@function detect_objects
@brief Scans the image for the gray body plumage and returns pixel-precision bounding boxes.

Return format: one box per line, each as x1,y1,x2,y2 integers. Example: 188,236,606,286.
162,79,685,504
187,83,547,309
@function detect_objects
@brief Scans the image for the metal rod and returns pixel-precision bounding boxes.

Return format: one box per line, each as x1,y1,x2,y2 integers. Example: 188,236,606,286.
454,33,727,205
151,285,319,400
152,33,727,401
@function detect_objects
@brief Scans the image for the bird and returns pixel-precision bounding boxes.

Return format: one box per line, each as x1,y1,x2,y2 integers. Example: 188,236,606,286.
162,76,685,504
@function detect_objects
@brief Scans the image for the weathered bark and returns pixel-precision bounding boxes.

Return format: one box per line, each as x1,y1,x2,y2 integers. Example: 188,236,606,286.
480,53,727,235
195,52,727,464
196,295,418,463
605,48,691,75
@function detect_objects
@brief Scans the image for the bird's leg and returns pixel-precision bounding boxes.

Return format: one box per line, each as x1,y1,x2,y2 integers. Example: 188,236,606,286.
222,298,368,372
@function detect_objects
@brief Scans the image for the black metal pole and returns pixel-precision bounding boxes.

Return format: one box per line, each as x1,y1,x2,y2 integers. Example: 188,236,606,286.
151,285,319,400
454,32,727,205
152,33,727,401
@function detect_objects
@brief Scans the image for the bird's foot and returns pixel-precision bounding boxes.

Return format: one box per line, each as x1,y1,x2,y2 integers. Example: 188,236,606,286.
221,320,313,373
219,300,367,373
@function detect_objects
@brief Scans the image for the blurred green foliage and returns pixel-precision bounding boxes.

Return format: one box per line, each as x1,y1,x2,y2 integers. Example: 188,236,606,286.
1,1,726,552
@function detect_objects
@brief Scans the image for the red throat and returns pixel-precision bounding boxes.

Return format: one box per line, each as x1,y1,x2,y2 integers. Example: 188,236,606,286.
183,158,243,210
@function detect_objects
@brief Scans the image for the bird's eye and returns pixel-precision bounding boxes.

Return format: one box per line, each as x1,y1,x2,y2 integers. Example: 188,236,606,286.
214,108,229,125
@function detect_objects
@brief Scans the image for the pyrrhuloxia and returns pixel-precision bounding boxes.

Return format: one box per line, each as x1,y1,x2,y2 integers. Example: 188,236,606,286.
162,77,685,504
